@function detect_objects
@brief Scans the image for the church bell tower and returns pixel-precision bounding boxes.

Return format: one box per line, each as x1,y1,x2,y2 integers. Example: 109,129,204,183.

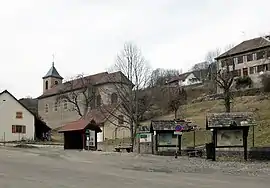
42,62,63,93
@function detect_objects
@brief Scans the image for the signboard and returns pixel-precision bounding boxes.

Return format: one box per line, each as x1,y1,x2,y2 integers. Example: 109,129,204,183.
89,130,95,147
216,129,243,147
174,131,182,135
86,130,95,147
139,133,152,143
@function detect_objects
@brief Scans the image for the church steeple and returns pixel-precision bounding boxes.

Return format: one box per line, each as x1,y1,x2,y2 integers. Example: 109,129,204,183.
42,62,63,93
42,62,63,80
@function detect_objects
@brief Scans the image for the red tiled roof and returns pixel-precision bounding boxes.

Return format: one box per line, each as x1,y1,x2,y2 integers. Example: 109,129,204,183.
38,71,132,99
58,119,89,132
58,104,118,132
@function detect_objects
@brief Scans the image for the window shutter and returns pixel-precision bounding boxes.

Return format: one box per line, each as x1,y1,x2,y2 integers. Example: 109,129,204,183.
12,125,15,133
23,126,26,133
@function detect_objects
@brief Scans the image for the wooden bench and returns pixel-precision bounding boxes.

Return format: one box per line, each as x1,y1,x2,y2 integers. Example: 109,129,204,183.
115,146,132,153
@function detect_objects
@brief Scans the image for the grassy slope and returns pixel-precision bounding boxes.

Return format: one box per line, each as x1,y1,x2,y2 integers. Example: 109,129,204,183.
141,95,270,147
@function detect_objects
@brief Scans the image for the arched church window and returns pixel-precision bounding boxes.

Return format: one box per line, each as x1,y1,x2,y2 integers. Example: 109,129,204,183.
45,81,48,90
111,93,118,104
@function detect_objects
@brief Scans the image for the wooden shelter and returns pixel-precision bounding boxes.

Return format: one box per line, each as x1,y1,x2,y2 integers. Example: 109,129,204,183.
206,112,255,161
58,119,102,150
149,119,195,155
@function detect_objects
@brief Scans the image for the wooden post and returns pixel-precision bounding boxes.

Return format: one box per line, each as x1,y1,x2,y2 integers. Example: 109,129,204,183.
3,132,5,146
82,132,85,150
151,133,154,154
212,129,216,161
138,134,141,154
252,124,255,147
243,128,248,161
193,130,196,148
179,134,182,156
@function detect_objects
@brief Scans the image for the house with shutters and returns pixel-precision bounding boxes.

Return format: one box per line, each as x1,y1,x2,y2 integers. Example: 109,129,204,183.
216,36,270,93
0,90,50,142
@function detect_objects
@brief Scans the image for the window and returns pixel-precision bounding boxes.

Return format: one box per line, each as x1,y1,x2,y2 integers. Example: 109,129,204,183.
233,57,238,64
111,93,118,104
221,60,225,67
243,68,248,76
227,58,233,66
237,56,243,64
232,69,241,77
12,125,26,134
249,67,255,74
45,104,49,113
252,53,257,61
16,112,23,119
55,81,59,85
247,54,252,62
243,55,247,62
54,101,58,111
118,115,124,125
45,81,48,90
257,64,268,73
63,100,68,110
96,95,101,107
257,51,265,60
267,50,270,58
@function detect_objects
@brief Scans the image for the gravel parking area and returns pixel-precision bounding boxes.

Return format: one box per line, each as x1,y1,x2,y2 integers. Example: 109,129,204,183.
0,147,270,187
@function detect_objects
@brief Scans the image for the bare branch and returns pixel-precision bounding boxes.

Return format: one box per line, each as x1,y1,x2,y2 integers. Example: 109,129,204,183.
103,42,152,149
56,74,96,118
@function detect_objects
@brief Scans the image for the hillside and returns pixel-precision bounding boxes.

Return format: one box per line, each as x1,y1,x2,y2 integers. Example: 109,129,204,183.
141,94,270,147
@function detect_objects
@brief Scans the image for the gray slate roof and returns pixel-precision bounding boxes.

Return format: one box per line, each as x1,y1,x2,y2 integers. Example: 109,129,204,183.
150,120,197,131
42,62,63,79
206,112,256,129
216,36,270,60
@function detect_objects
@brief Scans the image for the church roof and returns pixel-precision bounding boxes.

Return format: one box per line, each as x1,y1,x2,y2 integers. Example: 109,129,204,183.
42,62,63,79
38,71,133,99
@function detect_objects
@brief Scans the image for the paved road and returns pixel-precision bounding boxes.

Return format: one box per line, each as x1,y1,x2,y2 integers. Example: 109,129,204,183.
0,147,270,188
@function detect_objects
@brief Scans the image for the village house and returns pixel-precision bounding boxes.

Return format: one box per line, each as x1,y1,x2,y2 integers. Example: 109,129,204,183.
167,68,209,87
0,90,50,142
37,63,132,142
216,36,270,93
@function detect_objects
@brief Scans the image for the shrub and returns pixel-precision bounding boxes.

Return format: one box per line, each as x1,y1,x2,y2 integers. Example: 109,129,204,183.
261,74,270,92
235,76,252,89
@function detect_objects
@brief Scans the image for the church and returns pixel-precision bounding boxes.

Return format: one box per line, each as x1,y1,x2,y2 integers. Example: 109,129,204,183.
37,63,132,142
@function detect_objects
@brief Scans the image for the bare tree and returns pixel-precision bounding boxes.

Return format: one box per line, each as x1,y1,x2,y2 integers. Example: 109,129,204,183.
168,87,187,119
56,74,96,117
149,68,181,87
214,58,235,112
102,42,152,149
191,61,210,71
155,86,187,119
205,48,221,64
205,49,221,81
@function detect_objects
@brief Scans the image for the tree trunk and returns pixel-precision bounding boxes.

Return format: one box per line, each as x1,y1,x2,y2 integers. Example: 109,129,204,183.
174,109,178,119
224,90,231,112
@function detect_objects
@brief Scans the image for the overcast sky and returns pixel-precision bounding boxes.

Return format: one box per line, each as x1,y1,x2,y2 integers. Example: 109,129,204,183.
0,0,270,99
